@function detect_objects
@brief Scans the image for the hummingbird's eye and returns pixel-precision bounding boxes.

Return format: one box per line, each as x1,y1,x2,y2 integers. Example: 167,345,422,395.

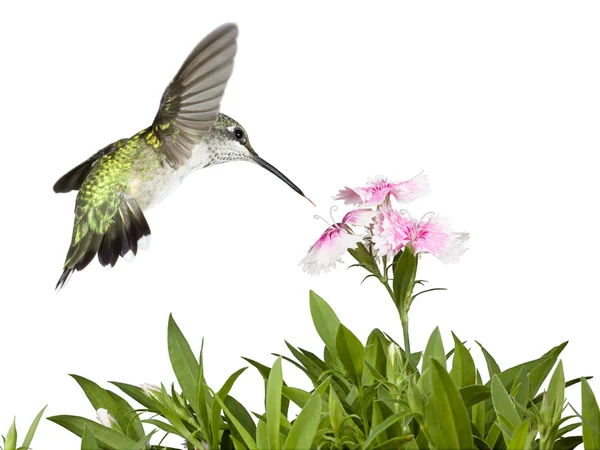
233,128,245,141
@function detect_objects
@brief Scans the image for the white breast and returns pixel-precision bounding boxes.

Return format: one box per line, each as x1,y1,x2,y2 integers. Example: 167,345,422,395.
130,142,211,210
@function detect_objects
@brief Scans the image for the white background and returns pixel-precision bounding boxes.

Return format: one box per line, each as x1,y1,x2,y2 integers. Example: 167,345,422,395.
1,1,599,447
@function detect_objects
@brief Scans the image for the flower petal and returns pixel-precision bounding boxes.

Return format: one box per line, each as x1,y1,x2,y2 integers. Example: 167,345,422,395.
413,215,469,263
372,209,413,257
333,187,362,205
342,209,374,227
391,171,429,203
300,226,363,275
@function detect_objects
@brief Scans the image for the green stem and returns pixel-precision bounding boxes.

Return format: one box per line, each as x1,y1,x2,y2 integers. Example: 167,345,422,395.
400,310,411,365
381,278,413,368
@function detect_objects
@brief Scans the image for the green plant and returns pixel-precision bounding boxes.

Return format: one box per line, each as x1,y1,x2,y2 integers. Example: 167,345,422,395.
1,406,46,450
46,171,600,448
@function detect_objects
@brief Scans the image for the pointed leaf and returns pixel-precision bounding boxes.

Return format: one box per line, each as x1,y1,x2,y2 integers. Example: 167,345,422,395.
21,405,46,449
392,246,417,308
476,341,501,380
491,375,521,442
283,392,321,450
211,367,248,446
365,329,389,381
309,291,340,358
362,412,412,449
47,415,138,450
507,419,533,450
582,377,600,450
81,424,100,450
282,386,310,409
450,332,476,389
419,327,445,394
167,315,200,414
547,360,565,419
109,382,159,410
5,418,17,450
266,357,283,450
423,359,474,449
213,396,258,450
460,385,491,408
336,324,364,387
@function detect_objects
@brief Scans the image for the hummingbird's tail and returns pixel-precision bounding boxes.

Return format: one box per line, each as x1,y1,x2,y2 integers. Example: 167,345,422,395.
56,194,151,291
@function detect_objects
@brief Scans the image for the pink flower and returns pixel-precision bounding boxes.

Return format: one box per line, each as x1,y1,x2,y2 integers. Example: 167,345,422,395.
334,172,429,207
300,209,374,275
373,210,468,263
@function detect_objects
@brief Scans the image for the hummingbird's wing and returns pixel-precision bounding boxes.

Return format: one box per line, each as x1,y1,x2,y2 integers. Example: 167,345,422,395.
149,23,238,169
56,151,151,290
53,139,128,193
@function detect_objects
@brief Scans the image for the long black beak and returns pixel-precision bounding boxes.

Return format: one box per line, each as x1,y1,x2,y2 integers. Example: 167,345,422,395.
253,155,315,206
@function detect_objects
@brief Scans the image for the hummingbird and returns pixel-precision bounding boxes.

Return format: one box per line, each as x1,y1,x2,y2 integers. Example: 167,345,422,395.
54,23,312,290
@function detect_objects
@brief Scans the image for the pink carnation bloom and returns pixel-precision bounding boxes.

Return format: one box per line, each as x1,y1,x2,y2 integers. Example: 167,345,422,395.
373,210,469,263
300,209,374,275
334,172,429,207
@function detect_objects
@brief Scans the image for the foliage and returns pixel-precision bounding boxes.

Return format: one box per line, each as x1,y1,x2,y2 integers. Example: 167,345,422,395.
44,292,600,449
1,406,46,450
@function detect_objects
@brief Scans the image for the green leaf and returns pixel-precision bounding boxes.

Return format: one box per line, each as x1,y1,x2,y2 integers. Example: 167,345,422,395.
510,367,530,418
329,387,345,445
197,342,211,443
365,329,389,381
493,342,567,391
213,396,258,450
107,390,145,440
460,385,491,408
531,376,592,406
547,360,565,419
491,375,521,442
336,324,364,387
167,315,200,415
71,375,144,439
142,418,179,435
553,436,583,450
132,431,156,449
472,373,486,437
81,424,100,450
362,412,412,449
4,418,17,450
348,242,380,275
21,405,46,449
109,382,159,410
450,332,476,389
309,291,341,358
475,341,501,380
506,419,533,450
266,357,283,450
47,415,138,450
419,327,445,394
283,392,322,450
211,367,247,447
422,359,474,449
528,357,558,398
224,396,257,441
256,418,269,450
282,386,311,409
582,377,600,450
392,246,417,308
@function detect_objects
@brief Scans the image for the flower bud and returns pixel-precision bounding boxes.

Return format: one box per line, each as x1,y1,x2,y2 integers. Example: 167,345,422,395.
96,408,118,429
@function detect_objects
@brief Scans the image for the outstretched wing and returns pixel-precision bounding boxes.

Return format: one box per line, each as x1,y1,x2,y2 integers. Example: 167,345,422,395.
148,23,238,169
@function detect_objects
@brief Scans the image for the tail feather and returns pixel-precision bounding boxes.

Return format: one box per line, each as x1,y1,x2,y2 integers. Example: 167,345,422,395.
56,194,151,290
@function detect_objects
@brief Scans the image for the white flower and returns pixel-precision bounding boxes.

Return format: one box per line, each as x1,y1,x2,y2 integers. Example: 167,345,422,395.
96,408,118,429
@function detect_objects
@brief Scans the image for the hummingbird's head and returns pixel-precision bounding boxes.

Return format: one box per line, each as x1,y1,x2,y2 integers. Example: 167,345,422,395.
207,113,314,204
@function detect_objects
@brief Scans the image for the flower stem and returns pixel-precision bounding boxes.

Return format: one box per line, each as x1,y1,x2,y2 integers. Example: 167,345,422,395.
400,309,412,366
381,278,413,368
